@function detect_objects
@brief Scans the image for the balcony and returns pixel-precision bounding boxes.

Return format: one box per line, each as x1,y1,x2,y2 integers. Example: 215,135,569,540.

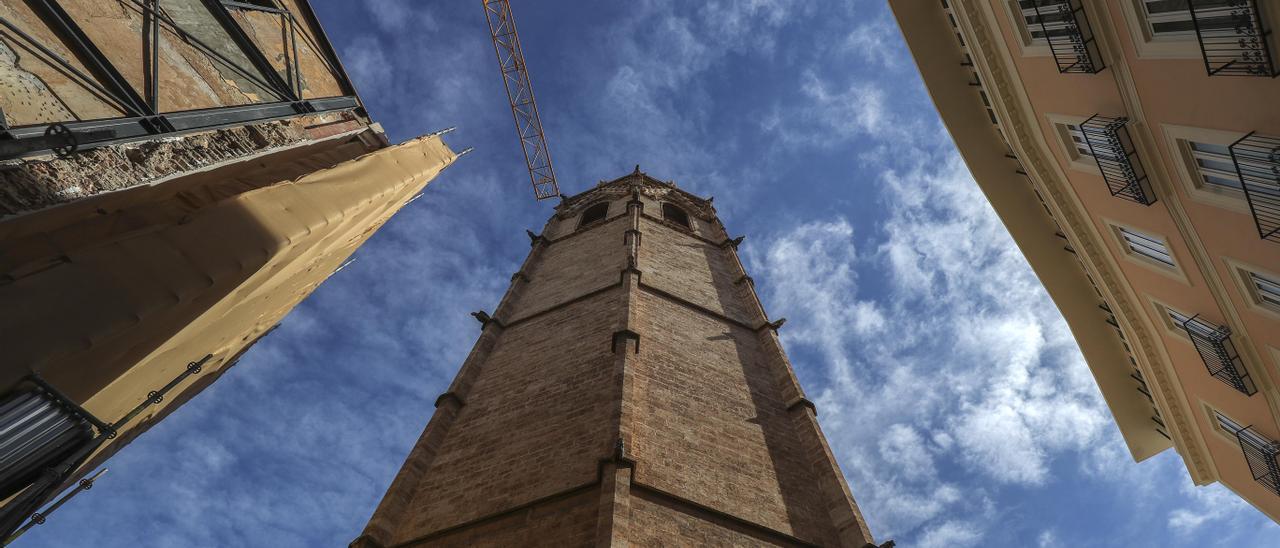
1189,0,1278,77
1030,0,1105,74
1080,115,1156,205
1236,425,1280,496
1181,315,1256,395
1228,132,1280,242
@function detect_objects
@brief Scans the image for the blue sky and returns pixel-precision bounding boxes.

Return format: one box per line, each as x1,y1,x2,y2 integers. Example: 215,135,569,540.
23,1,1280,546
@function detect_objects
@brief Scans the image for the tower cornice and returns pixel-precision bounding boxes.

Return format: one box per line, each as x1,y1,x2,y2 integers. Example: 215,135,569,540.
556,167,715,221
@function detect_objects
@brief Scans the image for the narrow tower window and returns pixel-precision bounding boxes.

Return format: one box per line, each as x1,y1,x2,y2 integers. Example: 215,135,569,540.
578,202,609,228
662,203,690,229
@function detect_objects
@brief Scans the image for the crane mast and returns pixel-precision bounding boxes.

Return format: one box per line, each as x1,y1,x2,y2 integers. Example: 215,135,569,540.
482,0,561,200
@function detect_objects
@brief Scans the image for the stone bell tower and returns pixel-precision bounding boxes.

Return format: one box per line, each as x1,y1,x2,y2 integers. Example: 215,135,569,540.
352,168,880,547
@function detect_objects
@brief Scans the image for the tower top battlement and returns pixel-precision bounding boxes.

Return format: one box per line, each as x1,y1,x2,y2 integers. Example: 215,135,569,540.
556,166,716,222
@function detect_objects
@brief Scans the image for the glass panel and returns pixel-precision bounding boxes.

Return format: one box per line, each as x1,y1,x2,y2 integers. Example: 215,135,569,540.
1067,125,1094,157
1214,411,1243,432
1189,140,1243,190
274,0,345,99
1196,157,1237,173
1202,172,1244,190
156,0,279,110
1191,141,1231,155
1144,0,1190,13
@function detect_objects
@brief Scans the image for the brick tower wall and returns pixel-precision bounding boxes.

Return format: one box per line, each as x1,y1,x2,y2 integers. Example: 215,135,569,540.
354,172,874,547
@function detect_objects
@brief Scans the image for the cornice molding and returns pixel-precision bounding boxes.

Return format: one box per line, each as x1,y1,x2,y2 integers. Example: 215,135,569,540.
557,171,715,221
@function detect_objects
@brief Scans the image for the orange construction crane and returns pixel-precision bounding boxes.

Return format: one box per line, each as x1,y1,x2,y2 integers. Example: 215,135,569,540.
482,0,560,201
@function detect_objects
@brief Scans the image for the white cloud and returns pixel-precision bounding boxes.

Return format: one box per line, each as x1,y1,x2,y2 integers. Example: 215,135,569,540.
917,520,984,548
363,0,438,33
1168,479,1257,534
1038,530,1060,548
748,144,1113,539
879,424,936,480
343,36,393,95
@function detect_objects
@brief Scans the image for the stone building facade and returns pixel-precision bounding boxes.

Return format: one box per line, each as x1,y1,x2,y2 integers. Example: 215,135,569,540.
352,170,882,547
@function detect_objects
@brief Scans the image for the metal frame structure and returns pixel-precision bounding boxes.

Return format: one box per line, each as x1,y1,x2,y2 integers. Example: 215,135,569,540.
1031,0,1104,74
1188,0,1278,78
1180,315,1256,396
482,0,561,201
1228,131,1280,243
1236,425,1280,497
1080,115,1156,205
0,0,362,161
0,355,212,541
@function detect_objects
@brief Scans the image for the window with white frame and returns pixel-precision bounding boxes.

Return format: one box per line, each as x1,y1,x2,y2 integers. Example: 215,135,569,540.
1064,123,1094,158
1012,0,1077,45
1140,0,1239,40
1212,409,1271,448
1166,305,1193,328
1185,140,1244,192
1140,0,1195,38
1118,226,1176,268
1248,269,1280,310
1215,409,1244,433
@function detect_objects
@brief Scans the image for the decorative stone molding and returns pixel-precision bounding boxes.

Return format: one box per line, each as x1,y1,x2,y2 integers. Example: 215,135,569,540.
786,397,817,416
434,392,465,409
756,318,786,332
720,236,745,250
470,310,504,329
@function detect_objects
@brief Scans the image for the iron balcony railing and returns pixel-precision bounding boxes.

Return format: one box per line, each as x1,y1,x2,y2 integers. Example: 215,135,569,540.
1188,0,1278,77
1181,315,1256,395
1229,132,1280,242
1031,0,1105,74
1080,115,1155,205
1235,425,1280,496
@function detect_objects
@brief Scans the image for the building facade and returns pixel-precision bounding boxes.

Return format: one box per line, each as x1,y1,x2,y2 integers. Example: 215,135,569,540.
891,0,1280,523
352,171,883,547
0,0,461,538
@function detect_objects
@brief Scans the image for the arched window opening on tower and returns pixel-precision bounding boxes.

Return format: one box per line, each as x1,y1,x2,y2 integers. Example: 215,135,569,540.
662,203,690,229
578,202,610,228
